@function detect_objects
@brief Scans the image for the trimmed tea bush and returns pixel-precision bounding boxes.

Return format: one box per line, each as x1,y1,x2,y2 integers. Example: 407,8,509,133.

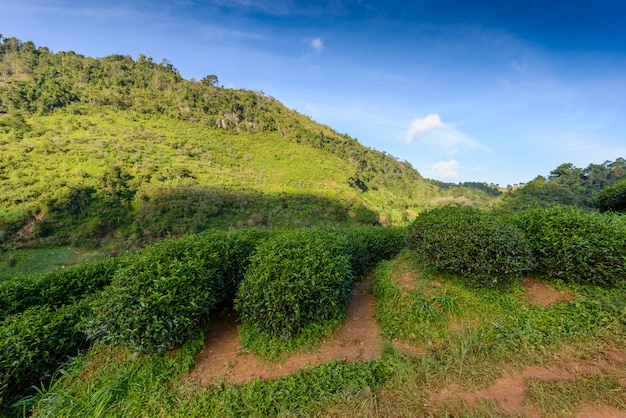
406,206,535,288
355,226,406,266
0,301,90,405
344,226,407,277
511,206,626,286
0,257,124,320
85,229,262,353
235,228,354,339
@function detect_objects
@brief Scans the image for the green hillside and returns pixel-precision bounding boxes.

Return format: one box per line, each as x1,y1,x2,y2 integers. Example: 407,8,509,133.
496,160,626,212
0,35,498,250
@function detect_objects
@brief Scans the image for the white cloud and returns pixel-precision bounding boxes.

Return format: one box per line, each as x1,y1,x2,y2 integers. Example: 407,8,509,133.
405,114,491,157
308,37,324,54
405,114,444,142
432,159,459,181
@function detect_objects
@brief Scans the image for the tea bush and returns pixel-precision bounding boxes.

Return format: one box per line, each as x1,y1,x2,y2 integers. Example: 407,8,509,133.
0,301,91,406
406,206,535,288
357,226,407,265
85,229,262,353
344,226,406,277
0,257,124,320
511,206,626,286
235,228,354,339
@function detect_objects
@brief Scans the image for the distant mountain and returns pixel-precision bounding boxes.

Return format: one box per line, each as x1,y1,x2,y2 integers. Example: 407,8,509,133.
0,35,499,249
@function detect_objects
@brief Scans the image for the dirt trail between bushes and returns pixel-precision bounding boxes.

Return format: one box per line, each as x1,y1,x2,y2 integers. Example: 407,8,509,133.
189,275,384,385
188,277,626,416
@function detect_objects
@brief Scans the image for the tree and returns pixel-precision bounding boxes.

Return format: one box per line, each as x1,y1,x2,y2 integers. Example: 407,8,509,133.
594,179,626,212
200,74,219,87
549,163,582,185
99,165,135,208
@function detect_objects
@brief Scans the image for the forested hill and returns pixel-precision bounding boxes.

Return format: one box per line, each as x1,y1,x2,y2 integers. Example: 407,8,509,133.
0,34,415,183
0,35,500,249
495,160,626,212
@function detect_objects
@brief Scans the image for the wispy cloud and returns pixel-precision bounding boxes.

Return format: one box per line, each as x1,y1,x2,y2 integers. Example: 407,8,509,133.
306,37,325,55
432,159,459,180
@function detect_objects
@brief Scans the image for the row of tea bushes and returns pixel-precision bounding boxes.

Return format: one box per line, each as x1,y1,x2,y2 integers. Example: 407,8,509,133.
235,227,406,339
406,205,625,288
0,257,125,320
235,228,354,340
0,226,405,408
84,229,267,354
0,301,91,404
345,226,407,277
510,206,626,286
406,206,536,288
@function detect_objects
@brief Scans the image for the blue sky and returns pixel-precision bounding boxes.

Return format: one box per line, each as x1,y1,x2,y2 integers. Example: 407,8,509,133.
2,0,626,186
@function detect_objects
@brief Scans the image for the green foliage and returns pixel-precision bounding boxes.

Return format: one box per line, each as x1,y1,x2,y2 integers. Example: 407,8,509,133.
238,317,343,361
0,247,102,281
374,250,626,357
0,301,91,406
21,245,626,418
0,36,499,249
24,337,205,418
594,178,626,212
344,226,406,277
85,229,262,353
0,256,123,319
235,228,354,340
406,206,536,288
510,206,626,286
429,179,502,197
27,339,392,418
373,259,457,343
497,158,626,212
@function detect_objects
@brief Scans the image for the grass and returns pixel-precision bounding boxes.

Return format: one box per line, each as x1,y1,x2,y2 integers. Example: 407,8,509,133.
0,247,103,281
10,251,626,417
238,316,345,362
525,373,626,416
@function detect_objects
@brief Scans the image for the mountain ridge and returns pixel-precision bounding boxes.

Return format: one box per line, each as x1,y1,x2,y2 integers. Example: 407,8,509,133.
0,35,498,249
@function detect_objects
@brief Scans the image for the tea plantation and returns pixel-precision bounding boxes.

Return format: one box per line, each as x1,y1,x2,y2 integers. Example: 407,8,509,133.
1,206,625,416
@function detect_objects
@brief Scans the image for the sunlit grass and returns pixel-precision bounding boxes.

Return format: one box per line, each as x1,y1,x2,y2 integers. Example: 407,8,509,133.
525,374,626,416
0,247,103,281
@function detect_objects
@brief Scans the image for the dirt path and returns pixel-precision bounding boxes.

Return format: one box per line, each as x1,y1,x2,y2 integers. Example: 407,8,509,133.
189,275,384,385
188,276,626,416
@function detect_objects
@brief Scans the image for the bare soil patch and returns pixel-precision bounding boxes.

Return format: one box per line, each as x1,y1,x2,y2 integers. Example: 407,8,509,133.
520,277,575,307
427,344,626,417
17,211,44,240
189,275,384,385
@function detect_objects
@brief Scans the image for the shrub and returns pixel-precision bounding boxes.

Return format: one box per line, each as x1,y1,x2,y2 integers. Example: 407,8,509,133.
235,228,354,339
0,257,124,320
511,206,626,286
355,226,406,266
85,229,262,353
344,226,406,277
406,206,535,288
594,179,626,213
0,301,91,406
